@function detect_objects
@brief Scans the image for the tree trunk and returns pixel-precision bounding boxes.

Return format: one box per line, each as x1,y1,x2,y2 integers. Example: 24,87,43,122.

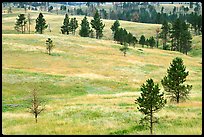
150,108,153,135
21,25,23,34
29,23,30,34
176,92,180,103
35,114,38,123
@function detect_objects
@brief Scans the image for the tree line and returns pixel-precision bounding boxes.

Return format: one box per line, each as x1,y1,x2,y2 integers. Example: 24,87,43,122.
14,9,194,56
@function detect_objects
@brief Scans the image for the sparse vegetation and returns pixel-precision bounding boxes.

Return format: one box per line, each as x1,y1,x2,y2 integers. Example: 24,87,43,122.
2,3,202,135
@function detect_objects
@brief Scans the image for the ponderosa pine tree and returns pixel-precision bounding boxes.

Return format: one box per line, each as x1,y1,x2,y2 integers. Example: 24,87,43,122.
79,16,90,37
69,17,78,35
139,35,146,48
14,14,27,33
111,20,120,35
170,18,182,52
91,10,105,39
160,20,170,50
149,36,156,48
35,13,47,34
132,36,138,47
161,57,192,103
180,21,192,55
120,43,129,57
61,13,70,35
45,38,55,55
136,78,166,135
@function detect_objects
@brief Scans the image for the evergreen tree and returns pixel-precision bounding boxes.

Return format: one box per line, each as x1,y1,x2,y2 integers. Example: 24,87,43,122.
127,32,133,45
69,17,78,35
14,14,27,34
45,38,55,55
161,57,192,103
91,10,105,39
35,13,47,34
79,16,90,37
136,78,166,135
149,36,156,48
111,20,120,35
139,35,146,48
180,22,192,55
61,13,70,35
120,43,129,57
132,36,138,47
160,20,170,50
146,38,150,47
170,18,182,52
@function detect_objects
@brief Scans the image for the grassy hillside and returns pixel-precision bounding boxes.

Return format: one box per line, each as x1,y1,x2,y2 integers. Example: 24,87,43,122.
2,8,202,135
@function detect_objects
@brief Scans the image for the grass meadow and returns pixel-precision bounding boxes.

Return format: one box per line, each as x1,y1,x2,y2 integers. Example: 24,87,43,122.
2,7,202,135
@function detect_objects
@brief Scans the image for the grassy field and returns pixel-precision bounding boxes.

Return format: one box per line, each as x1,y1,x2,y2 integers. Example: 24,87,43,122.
2,8,202,135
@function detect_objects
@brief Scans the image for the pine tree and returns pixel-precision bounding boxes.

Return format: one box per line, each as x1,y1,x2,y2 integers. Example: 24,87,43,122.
91,10,105,39
14,14,27,34
149,36,156,48
110,20,120,35
120,43,129,57
170,19,182,52
161,57,192,103
132,36,138,47
69,18,78,35
79,16,90,37
35,13,47,34
136,78,166,135
61,13,70,35
127,32,133,45
160,20,170,50
180,21,192,55
139,35,146,48
45,38,55,55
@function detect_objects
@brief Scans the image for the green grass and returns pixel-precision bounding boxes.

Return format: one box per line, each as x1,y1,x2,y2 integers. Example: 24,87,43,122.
2,7,202,135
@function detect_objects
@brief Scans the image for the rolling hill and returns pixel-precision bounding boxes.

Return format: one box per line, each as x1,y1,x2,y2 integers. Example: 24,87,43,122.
2,8,202,135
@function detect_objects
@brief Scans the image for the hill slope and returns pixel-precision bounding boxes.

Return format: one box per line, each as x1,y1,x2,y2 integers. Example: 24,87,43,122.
2,8,202,135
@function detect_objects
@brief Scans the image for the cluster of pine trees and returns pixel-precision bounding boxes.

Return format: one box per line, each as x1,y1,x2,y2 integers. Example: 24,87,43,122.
160,19,192,55
136,57,192,134
61,10,105,39
14,11,194,56
61,14,78,35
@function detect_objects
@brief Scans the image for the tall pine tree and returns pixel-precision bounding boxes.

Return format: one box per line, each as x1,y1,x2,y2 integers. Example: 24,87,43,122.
35,13,47,34
180,21,192,55
110,20,120,35
61,13,70,35
69,17,78,35
91,10,105,39
14,14,27,34
160,20,170,50
161,57,192,103
139,35,146,48
136,78,166,135
79,16,90,37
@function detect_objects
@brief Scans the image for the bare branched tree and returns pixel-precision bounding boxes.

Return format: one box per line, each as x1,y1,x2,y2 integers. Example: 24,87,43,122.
29,89,45,123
